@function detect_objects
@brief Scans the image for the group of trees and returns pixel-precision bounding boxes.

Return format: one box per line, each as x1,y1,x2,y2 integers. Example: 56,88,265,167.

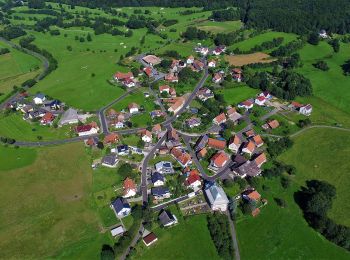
207,213,234,260
295,180,350,250
313,60,329,71
0,48,10,55
235,0,350,35
266,137,293,158
211,8,240,21
0,25,26,40
245,69,312,100
182,26,209,41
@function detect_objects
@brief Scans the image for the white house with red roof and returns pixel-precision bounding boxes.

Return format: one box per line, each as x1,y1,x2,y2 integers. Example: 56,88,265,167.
128,103,139,114
299,104,313,116
212,46,226,56
114,72,133,81
210,152,229,170
255,95,267,106
208,60,216,68
186,170,202,190
228,135,241,153
75,122,99,136
212,73,223,84
140,129,152,143
122,78,135,88
238,100,254,110
213,113,227,125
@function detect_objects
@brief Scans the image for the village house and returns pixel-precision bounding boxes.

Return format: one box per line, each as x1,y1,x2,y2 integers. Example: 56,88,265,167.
110,226,125,237
143,232,158,247
198,147,208,158
155,161,174,174
165,73,179,83
128,103,140,114
242,189,261,202
242,141,256,155
208,138,226,150
195,135,209,152
212,45,226,56
197,87,214,101
58,108,79,126
244,129,255,138
111,198,131,218
140,129,152,143
212,72,223,84
143,66,153,77
268,119,280,129
319,29,328,38
228,135,241,153
195,46,209,56
168,97,185,114
238,100,254,110
255,95,267,106
252,135,264,147
233,160,262,178
116,144,129,156
151,172,165,187
44,100,61,111
205,183,229,211
185,170,202,190
40,112,55,126
152,124,162,135
186,55,194,64
75,122,99,136
299,104,313,116
227,107,242,123
254,153,267,168
33,93,46,105
213,113,227,125
142,54,162,66
186,117,201,128
123,177,137,198
114,71,134,81
208,60,216,68
232,68,243,82
259,91,272,99
122,77,136,88
102,154,119,168
159,210,178,227
85,136,99,147
170,147,192,168
210,152,230,170
104,132,120,145
150,110,166,119
152,186,171,199
192,60,205,72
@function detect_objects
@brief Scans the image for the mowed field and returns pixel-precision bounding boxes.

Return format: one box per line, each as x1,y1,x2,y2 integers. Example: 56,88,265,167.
296,41,350,116
132,214,220,260
196,20,242,34
279,128,350,226
225,52,276,66
236,177,350,259
215,84,259,105
230,31,298,51
0,41,41,102
0,143,111,259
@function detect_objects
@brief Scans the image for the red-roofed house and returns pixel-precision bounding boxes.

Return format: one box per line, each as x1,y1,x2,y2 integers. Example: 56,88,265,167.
238,100,254,110
75,122,99,136
114,72,133,81
143,67,153,77
242,141,255,155
254,153,267,168
104,133,120,144
268,119,280,129
255,95,266,106
40,112,55,125
186,171,202,190
212,73,223,84
208,60,216,68
213,113,227,125
171,147,192,168
211,152,229,169
140,129,152,143
208,138,226,150
123,178,137,198
165,73,179,83
228,135,241,153
232,68,243,82
122,77,135,88
168,97,185,114
299,104,313,116
143,232,158,247
252,135,264,147
128,103,140,114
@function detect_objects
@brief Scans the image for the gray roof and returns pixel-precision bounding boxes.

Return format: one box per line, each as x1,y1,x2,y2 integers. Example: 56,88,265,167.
205,183,229,206
59,108,78,125
151,186,170,196
151,172,164,183
111,198,130,214
234,160,261,177
102,154,117,166
159,210,175,226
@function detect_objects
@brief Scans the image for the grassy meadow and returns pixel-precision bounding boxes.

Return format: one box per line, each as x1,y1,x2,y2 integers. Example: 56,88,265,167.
279,128,350,227
215,84,259,105
0,143,113,259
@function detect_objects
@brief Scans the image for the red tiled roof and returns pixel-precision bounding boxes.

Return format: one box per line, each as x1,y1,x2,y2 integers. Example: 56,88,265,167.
214,113,226,124
123,177,136,191
115,72,133,80
268,119,280,129
104,133,120,144
187,173,201,185
243,141,255,153
198,148,207,158
254,153,267,167
247,190,261,201
208,138,226,150
253,135,264,147
211,152,229,168
128,103,139,109
245,129,255,137
144,67,152,76
229,135,241,146
252,208,260,217
41,112,55,122
76,124,92,133
159,85,170,92
143,232,157,245
227,107,237,116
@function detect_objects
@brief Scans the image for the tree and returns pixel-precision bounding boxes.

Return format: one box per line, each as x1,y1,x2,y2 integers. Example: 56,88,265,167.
100,244,115,260
87,33,92,41
97,141,104,150
274,197,287,208
28,0,45,9
313,60,329,71
308,32,320,45
330,39,340,52
280,175,291,189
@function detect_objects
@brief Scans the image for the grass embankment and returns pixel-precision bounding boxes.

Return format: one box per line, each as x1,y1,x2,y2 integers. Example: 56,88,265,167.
0,143,112,259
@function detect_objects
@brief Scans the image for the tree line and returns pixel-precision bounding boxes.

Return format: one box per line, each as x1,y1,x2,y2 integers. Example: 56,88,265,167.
295,180,350,251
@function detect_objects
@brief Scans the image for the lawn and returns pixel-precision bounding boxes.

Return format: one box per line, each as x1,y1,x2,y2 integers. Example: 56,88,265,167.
0,113,72,141
132,214,220,260
230,31,298,51
196,20,243,34
0,41,42,102
279,128,350,227
236,177,350,259
215,84,259,105
296,41,350,115
0,145,37,171
0,142,112,259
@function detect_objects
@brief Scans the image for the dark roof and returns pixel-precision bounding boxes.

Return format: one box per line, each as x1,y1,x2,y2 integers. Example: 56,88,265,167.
151,172,164,183
111,198,130,213
102,154,117,165
235,161,261,177
195,135,209,152
159,210,175,226
151,187,169,196
117,145,129,152
233,154,247,167
143,232,157,245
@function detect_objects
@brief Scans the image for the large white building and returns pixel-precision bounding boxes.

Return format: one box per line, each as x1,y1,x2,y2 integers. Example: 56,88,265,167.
205,183,229,211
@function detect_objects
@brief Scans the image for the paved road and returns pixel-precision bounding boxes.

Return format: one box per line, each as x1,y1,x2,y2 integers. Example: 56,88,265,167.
120,223,144,260
226,211,241,260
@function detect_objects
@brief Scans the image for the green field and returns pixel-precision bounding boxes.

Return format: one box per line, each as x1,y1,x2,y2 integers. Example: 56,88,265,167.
0,41,41,102
296,41,350,118
133,214,220,259
236,177,350,259
215,84,259,105
0,143,112,259
230,31,298,51
196,20,242,34
0,113,72,141
279,128,350,226
0,145,37,171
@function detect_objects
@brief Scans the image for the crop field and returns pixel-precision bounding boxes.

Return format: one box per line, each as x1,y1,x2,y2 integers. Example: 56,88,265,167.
279,128,350,227
230,31,298,51
0,143,111,259
0,41,41,102
132,214,220,259
296,41,350,114
225,52,276,66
